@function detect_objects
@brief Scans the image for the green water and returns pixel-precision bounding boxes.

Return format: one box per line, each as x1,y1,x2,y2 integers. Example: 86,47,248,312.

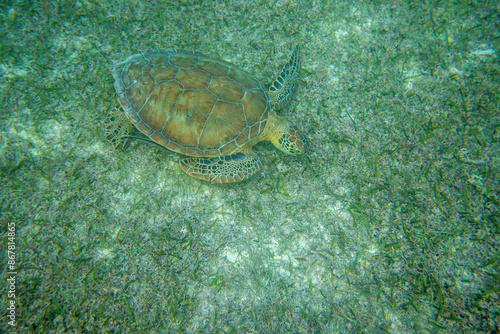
1,1,498,333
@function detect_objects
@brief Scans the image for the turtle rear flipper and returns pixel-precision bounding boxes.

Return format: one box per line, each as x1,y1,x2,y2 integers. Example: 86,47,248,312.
104,106,134,149
268,45,301,109
180,153,262,183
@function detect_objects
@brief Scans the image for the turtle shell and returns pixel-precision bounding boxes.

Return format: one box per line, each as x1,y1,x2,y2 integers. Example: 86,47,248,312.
112,49,271,157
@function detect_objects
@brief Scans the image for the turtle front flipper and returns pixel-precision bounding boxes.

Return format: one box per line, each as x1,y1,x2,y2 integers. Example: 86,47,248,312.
180,153,263,183
268,45,301,109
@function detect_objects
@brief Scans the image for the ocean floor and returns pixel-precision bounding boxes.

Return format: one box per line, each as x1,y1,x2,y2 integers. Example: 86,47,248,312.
1,1,499,333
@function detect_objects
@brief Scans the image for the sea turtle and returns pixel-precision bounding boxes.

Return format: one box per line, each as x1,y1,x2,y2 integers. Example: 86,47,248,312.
110,46,306,183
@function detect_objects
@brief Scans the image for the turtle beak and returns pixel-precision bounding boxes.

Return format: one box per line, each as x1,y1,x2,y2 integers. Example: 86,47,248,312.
292,126,308,155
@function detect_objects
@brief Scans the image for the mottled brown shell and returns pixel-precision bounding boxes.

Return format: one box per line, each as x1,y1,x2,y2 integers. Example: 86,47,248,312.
112,49,271,157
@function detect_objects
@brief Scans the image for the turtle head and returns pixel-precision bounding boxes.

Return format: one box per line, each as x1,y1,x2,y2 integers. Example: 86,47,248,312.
269,117,307,156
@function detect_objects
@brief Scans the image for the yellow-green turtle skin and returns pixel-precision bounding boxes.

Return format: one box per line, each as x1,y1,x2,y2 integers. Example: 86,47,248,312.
111,47,305,183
